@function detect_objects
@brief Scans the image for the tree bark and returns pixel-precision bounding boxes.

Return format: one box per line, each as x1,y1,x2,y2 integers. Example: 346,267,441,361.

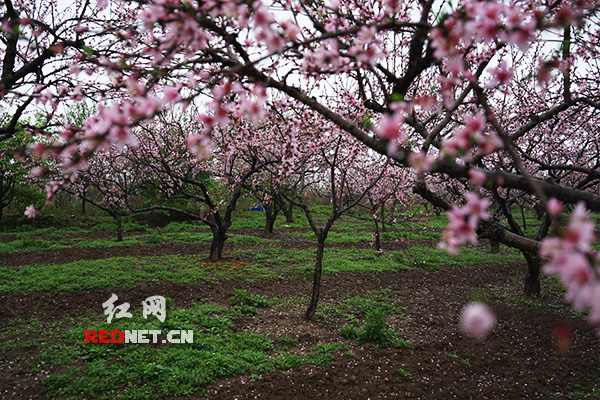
115,213,123,242
380,205,387,232
264,202,280,236
282,202,294,223
490,239,500,253
81,191,86,215
304,235,326,320
373,219,382,254
209,224,228,261
523,251,541,297
265,208,277,235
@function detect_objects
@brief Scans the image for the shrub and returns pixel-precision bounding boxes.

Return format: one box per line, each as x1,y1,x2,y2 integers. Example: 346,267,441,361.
351,309,411,348
146,231,164,245
339,325,360,340
230,289,269,307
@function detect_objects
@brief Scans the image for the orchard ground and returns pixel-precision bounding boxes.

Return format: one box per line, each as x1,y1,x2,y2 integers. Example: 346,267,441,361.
1,206,599,399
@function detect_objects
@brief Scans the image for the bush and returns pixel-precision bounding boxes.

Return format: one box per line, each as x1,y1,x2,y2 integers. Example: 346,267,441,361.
360,309,397,346
230,289,269,307
122,221,149,232
146,231,164,245
339,325,360,340
340,309,411,349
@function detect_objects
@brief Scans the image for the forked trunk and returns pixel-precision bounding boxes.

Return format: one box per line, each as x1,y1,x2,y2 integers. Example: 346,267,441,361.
209,225,228,261
282,200,294,223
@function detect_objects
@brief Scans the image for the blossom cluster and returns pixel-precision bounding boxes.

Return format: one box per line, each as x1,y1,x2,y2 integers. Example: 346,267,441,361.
439,192,491,255
442,113,502,161
540,201,600,330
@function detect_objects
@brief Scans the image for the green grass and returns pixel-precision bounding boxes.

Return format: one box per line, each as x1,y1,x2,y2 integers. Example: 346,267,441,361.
0,230,270,254
291,230,375,243
320,288,405,323
0,225,89,235
163,221,207,231
322,289,409,348
234,247,316,272
381,230,441,241
277,334,298,346
0,255,278,294
423,216,448,229
0,236,149,253
403,246,520,270
235,245,517,277
11,303,345,399
319,248,411,275
230,289,272,315
87,221,150,233
329,221,377,232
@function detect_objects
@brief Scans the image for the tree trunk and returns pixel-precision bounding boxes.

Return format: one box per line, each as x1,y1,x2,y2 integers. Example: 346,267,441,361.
373,219,382,254
283,203,294,223
265,207,277,235
523,251,541,297
490,239,500,253
209,225,228,261
0,205,3,223
81,189,86,215
304,236,326,320
115,213,123,242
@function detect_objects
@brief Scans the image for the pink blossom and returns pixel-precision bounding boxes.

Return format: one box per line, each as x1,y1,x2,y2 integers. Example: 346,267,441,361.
45,182,61,203
469,169,487,186
540,201,600,331
439,192,491,254
96,0,108,10
547,198,563,218
446,56,465,75
24,205,39,219
280,20,300,42
376,112,405,141
408,151,433,174
464,192,490,220
539,237,567,259
30,167,47,177
565,202,595,252
163,86,181,103
486,61,513,88
460,302,496,340
187,134,212,159
29,143,46,157
413,95,438,111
